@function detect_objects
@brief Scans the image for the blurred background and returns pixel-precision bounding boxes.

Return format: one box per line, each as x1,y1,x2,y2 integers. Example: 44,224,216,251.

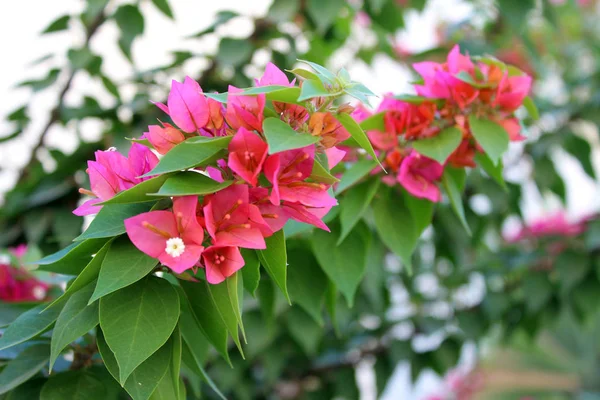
1,0,600,399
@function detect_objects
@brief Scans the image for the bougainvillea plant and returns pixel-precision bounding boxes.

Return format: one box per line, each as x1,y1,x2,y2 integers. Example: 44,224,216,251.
0,47,535,399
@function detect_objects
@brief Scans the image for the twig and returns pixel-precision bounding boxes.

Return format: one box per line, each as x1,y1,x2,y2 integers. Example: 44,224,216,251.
16,8,107,183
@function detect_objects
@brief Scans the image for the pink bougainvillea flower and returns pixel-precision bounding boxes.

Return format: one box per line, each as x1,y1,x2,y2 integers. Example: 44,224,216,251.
9,244,28,258
0,263,49,303
447,139,477,168
203,184,268,249
368,127,397,151
227,127,268,186
446,45,475,74
125,196,205,273
168,76,209,133
74,144,158,216
281,201,332,232
442,73,479,109
249,187,289,233
497,117,526,141
255,62,295,87
225,86,266,133
494,74,532,112
325,146,346,169
351,103,372,123
146,122,185,154
128,143,159,179
264,146,337,208
397,151,444,202
506,211,587,243
202,245,245,284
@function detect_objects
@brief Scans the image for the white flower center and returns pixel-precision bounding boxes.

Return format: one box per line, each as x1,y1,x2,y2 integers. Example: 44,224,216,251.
165,237,185,257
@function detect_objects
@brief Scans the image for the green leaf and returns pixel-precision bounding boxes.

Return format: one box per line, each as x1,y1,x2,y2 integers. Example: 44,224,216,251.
148,363,181,400
393,94,431,104
150,172,233,197
50,282,99,370
179,282,231,365
287,246,328,325
359,112,385,131
42,15,70,33
240,249,260,296
523,96,539,120
101,75,120,100
307,0,344,33
0,304,62,351
0,344,50,395
411,127,462,164
297,79,332,101
227,273,244,340
18,69,60,92
89,237,158,303
335,159,379,194
75,203,152,241
263,117,318,154
206,279,244,356
475,152,507,190
287,68,320,82
372,186,418,274
257,230,289,302
97,328,171,400
180,341,226,400
311,222,369,306
144,136,232,176
114,5,144,61
179,301,209,367
310,158,339,184
268,0,300,22
44,240,112,311
40,370,106,400
297,60,337,84
100,175,170,205
403,191,434,237
468,116,509,166
336,113,381,168
286,307,321,355
151,0,174,18
100,277,179,384
217,38,253,67
338,179,380,244
37,238,107,275
189,11,238,37
454,71,493,89
441,167,471,235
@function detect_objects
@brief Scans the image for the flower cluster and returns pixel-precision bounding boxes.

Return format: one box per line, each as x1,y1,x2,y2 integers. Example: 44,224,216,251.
506,211,589,243
75,63,344,284
353,45,532,202
0,246,49,303
423,367,484,400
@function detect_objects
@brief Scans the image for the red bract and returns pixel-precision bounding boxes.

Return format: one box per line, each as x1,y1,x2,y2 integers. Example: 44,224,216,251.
125,196,205,274
227,127,268,187
264,146,336,208
146,122,185,155
202,245,245,285
203,184,268,249
0,253,49,303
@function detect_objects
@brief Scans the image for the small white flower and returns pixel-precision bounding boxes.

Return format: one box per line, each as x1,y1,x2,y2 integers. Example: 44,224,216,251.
165,237,185,257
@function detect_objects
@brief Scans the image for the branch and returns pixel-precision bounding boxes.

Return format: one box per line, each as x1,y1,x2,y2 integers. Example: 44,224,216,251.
16,8,107,183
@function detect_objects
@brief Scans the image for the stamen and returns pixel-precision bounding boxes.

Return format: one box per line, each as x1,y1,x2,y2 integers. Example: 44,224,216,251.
79,188,96,197
142,221,172,239
225,223,251,231
262,213,278,219
175,212,184,233
287,182,327,190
